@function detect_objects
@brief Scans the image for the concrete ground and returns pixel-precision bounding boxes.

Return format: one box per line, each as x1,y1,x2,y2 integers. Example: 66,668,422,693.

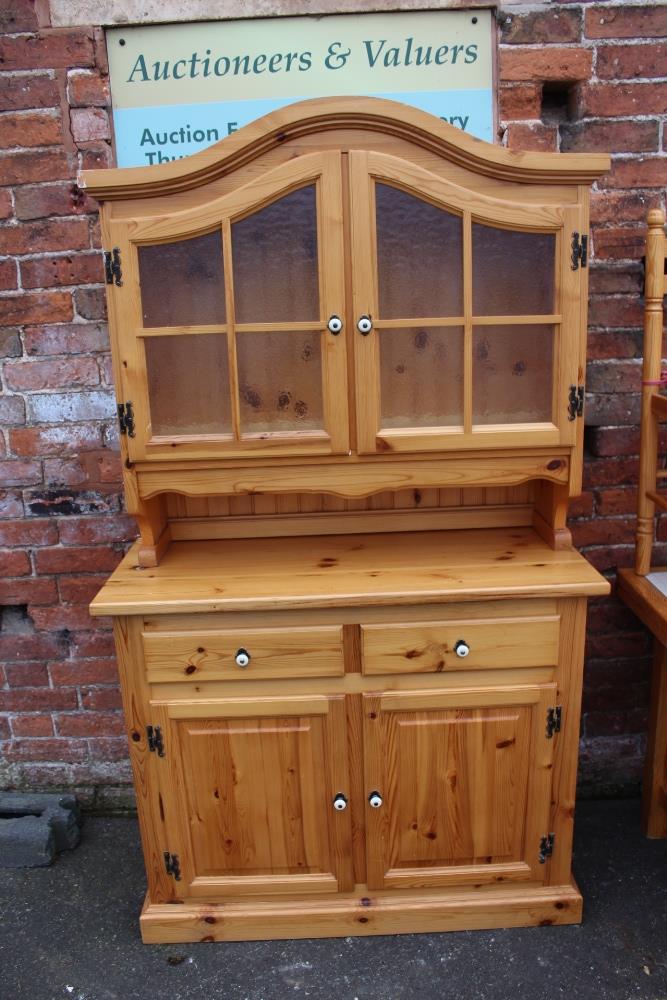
0,799,666,1000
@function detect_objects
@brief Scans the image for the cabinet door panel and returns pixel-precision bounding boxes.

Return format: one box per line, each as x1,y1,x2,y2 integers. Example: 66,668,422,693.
350,150,581,454
156,695,353,898
364,684,556,890
110,152,349,461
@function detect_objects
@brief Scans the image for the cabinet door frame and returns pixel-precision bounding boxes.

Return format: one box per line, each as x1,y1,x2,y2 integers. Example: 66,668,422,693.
350,151,581,455
363,682,557,891
152,694,353,899
108,151,349,462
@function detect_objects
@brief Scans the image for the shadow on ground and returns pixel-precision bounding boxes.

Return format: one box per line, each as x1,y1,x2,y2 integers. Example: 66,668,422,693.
1,798,666,1000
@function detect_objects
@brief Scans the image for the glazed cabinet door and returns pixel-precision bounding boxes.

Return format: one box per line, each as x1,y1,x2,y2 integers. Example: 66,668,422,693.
154,694,354,898
363,684,557,890
350,151,582,454
107,152,349,461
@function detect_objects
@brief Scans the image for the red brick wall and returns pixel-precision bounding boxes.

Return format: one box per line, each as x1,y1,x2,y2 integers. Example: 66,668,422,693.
1,1,665,806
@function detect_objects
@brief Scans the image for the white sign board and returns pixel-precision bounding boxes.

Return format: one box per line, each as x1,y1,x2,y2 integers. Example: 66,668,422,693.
107,11,494,168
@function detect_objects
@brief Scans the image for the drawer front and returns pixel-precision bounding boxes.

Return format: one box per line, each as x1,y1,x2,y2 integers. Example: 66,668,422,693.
361,615,559,675
143,625,344,682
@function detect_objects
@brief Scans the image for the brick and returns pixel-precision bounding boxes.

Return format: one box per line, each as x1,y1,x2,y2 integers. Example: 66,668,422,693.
587,329,642,359
568,490,594,518
34,545,124,574
10,715,54,737
561,120,659,155
603,157,667,191
585,708,648,738
0,396,25,425
58,514,136,546
96,452,121,483
0,218,89,256
590,192,659,227
500,8,581,44
588,295,643,327
584,393,641,427
0,148,71,185
67,69,110,108
0,632,66,662
81,687,122,711
88,737,129,762
74,287,106,320
0,189,13,220
0,491,24,519
596,487,638,516
25,490,121,518
0,549,30,576
0,718,9,740
77,141,113,170
29,605,108,632
24,321,109,356
68,631,115,658
583,457,639,489
70,107,110,143
579,82,667,118
20,253,104,290
0,459,41,487
597,43,667,81
593,227,654,262
0,0,41,32
588,426,643,457
0,576,58,605
500,46,593,83
585,630,650,660
0,73,60,111
43,457,89,487
0,31,95,71
5,662,49,687
0,258,18,291
585,5,667,39
506,122,558,152
99,354,113,386
49,657,117,685
14,182,96,221
571,517,635,547
583,545,634,573
0,291,73,326
0,111,63,149
9,425,102,457
56,712,124,737
586,600,642,634
4,738,89,763
4,357,100,392
26,389,114,423
57,574,108,603
585,360,641,394
0,519,58,546
498,83,544,120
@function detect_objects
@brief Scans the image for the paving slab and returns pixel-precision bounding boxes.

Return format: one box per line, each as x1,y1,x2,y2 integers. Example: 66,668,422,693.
0,799,665,1000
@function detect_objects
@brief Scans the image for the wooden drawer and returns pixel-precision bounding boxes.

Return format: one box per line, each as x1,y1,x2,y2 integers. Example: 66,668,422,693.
361,614,559,675
142,625,344,682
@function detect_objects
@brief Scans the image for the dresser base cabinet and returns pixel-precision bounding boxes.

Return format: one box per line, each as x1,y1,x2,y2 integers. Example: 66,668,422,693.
93,529,608,943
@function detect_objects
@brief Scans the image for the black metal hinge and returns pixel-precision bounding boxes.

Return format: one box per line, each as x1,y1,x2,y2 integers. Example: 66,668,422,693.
104,247,122,286
568,385,585,421
146,725,164,757
117,401,135,438
546,706,562,739
164,852,181,881
571,232,588,270
539,833,555,864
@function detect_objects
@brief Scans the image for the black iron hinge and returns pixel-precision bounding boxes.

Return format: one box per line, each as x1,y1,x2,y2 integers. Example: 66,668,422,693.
164,852,181,881
117,401,135,438
539,833,555,864
571,232,588,270
546,706,562,739
146,725,164,757
104,247,122,286
568,385,585,421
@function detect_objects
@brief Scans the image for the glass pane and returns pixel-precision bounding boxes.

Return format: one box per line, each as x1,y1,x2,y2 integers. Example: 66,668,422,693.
237,330,323,434
144,334,231,435
379,326,464,428
472,325,554,425
232,186,319,323
138,231,225,327
376,184,463,318
472,225,555,315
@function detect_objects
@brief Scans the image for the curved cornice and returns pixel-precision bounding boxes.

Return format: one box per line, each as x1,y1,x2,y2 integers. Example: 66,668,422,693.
80,96,610,201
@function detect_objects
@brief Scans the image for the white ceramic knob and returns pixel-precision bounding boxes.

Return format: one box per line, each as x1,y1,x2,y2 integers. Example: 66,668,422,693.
235,648,250,668
454,640,470,658
333,793,348,811
327,315,343,334
357,315,373,335
368,791,383,809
